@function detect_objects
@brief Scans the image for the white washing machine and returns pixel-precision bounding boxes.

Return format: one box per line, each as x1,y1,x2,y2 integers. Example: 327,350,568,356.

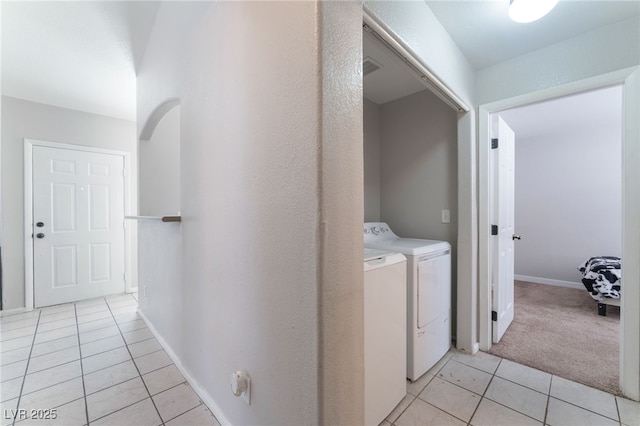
363,248,406,426
364,223,451,381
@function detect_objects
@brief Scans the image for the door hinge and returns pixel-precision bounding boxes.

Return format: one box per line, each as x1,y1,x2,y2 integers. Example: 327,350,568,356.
491,138,499,149
491,225,498,235
492,311,498,321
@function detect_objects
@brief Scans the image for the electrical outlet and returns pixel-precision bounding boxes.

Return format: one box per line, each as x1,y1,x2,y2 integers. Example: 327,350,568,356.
441,209,451,224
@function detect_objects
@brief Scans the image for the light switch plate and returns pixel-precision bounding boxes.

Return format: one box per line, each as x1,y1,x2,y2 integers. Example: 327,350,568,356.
441,209,451,224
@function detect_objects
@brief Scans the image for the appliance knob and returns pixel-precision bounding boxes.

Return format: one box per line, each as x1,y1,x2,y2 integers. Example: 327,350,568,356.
372,227,379,235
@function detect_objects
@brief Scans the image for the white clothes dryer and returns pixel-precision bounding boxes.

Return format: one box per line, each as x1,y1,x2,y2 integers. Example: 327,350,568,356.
364,223,451,381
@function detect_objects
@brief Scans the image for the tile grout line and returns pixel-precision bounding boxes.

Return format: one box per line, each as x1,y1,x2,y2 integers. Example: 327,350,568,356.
12,309,42,426
86,378,191,424
614,395,622,426
73,302,91,426
547,374,622,423
105,296,166,426
465,358,501,426
162,403,206,425
543,374,553,426
162,402,207,425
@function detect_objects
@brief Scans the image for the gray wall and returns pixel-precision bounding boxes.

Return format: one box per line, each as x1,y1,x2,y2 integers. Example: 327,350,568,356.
380,89,458,245
1,96,137,310
378,89,458,328
509,116,622,285
364,98,381,222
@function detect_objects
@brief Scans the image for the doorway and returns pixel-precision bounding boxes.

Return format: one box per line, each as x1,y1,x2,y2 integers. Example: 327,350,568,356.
24,140,132,309
478,68,640,400
488,87,623,393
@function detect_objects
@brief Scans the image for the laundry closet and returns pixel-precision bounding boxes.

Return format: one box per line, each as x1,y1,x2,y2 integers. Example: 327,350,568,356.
362,28,459,308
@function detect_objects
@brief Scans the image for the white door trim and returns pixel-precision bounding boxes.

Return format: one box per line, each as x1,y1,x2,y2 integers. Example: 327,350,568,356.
24,139,133,310
478,66,640,400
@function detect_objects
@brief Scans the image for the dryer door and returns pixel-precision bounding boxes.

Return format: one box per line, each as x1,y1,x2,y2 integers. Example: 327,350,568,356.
417,250,451,328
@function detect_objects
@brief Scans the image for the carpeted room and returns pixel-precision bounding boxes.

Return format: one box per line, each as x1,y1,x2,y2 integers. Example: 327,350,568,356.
489,280,620,395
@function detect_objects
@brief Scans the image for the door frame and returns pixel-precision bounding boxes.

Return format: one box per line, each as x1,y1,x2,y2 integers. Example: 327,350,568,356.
478,66,640,399
24,139,134,310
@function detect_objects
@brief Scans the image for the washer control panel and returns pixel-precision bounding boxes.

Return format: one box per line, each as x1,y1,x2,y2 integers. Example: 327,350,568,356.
364,222,394,242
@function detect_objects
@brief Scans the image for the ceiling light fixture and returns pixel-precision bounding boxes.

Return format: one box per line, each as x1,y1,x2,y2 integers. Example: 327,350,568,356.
508,0,559,23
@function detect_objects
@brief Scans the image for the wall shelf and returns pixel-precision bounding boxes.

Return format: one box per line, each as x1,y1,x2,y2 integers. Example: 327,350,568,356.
125,215,181,222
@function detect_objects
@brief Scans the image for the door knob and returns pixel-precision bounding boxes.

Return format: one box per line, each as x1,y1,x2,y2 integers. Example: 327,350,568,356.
36,233,45,239
512,234,521,240
36,222,44,228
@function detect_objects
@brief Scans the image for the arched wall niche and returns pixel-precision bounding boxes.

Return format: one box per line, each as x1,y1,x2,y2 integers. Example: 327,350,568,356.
139,100,181,215
139,98,181,141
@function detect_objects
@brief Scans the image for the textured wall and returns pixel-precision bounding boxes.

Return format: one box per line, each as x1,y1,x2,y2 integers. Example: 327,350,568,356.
137,1,363,423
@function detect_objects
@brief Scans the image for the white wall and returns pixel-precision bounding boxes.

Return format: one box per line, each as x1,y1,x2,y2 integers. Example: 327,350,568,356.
136,1,363,424
501,88,623,286
364,98,381,222
511,122,622,285
139,106,180,215
0,96,137,310
136,105,183,358
137,219,182,355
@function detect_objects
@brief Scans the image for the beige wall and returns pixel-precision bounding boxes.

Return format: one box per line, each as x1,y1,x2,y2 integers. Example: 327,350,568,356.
0,96,137,310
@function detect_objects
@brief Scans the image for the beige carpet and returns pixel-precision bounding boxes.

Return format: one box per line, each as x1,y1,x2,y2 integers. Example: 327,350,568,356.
488,281,620,395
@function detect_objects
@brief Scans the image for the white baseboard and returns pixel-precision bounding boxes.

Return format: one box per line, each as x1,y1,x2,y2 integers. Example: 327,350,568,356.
0,307,32,317
137,309,231,426
515,275,584,290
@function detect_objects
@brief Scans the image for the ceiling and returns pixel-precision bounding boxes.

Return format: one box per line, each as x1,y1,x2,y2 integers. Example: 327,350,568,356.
499,85,623,140
1,1,160,121
363,30,430,105
426,0,640,71
2,1,637,121
364,0,638,105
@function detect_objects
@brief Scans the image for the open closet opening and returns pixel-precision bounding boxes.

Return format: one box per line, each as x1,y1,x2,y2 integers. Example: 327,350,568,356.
362,24,459,334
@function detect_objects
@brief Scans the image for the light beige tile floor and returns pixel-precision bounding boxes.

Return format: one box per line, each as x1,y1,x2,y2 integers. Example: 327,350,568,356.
388,349,640,426
0,294,220,426
3,295,640,426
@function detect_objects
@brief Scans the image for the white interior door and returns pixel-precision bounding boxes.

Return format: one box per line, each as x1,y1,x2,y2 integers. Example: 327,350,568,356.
33,146,126,307
492,115,516,343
